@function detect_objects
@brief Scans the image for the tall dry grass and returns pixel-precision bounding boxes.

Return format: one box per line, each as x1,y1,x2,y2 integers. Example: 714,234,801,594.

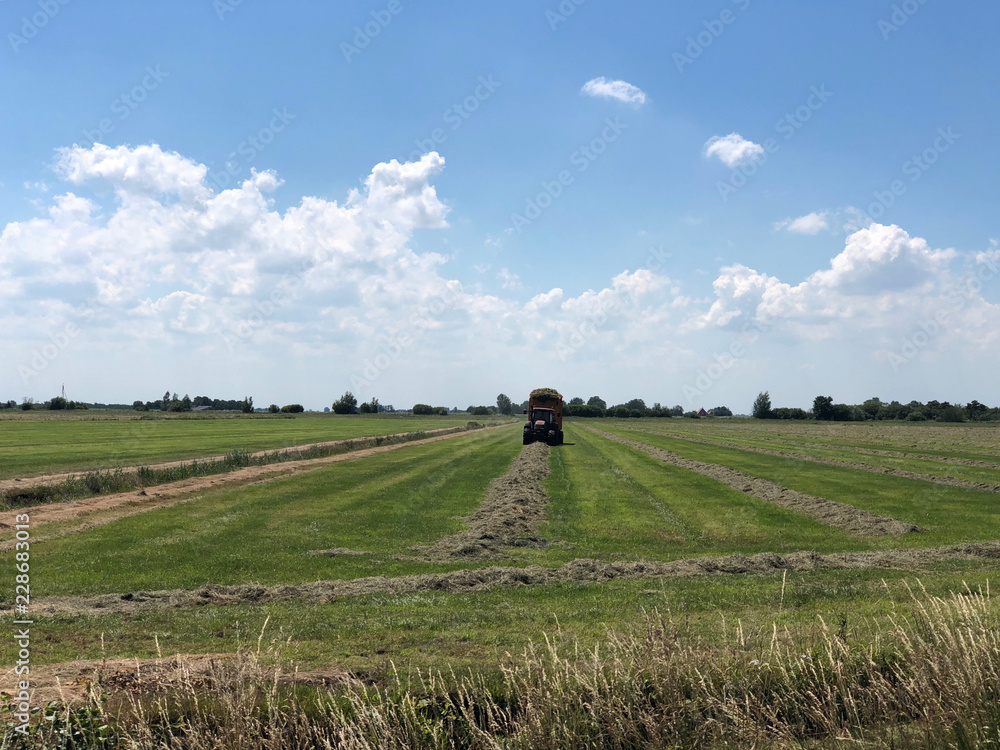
5,583,999,749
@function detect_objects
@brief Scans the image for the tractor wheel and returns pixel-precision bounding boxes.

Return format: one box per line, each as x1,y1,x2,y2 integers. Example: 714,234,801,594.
522,434,532,445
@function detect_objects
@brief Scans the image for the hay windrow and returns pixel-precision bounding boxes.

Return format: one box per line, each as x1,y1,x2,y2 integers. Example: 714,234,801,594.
413,441,552,560
17,542,1000,617
644,430,1000,493
585,426,924,537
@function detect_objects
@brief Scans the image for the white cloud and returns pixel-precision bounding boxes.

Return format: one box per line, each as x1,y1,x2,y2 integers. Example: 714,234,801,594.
4,144,999,409
703,133,764,168
775,211,830,235
581,77,647,106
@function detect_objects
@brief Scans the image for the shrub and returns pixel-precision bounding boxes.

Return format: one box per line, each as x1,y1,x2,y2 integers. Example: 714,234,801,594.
412,404,435,415
280,404,304,413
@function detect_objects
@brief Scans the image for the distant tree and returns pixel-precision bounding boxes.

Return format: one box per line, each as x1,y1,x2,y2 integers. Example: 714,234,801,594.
813,395,834,421
412,403,435,415
625,398,648,414
358,397,380,414
568,396,585,406
280,404,304,413
496,393,514,416
470,406,491,416
180,395,192,411
132,400,147,411
752,391,772,419
49,396,67,410
268,404,280,414
613,406,629,419
860,397,883,420
684,410,700,419
670,405,684,417
333,392,358,414
587,396,607,410
163,390,171,406
772,407,808,420
650,402,665,417
712,406,733,417
938,405,966,422
21,398,34,411
966,400,988,421
241,396,254,414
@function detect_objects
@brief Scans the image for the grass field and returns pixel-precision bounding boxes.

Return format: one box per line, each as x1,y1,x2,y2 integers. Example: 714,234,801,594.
3,414,1000,747
0,410,486,479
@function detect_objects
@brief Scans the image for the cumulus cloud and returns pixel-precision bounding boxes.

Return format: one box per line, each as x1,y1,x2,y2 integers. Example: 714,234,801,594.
581,77,647,106
775,211,830,235
695,224,983,348
703,133,764,167
4,143,999,407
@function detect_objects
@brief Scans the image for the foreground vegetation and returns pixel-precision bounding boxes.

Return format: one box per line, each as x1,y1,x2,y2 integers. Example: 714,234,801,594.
5,582,999,748
3,415,999,746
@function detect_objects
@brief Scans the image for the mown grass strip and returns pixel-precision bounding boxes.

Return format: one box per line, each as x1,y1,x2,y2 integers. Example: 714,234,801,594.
642,428,1000,486
0,424,486,509
13,427,523,598
0,413,497,480
601,424,1000,546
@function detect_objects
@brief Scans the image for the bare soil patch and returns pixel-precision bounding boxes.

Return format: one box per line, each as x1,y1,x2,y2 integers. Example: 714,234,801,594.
0,425,512,549
585,427,923,536
15,542,1000,617
413,441,551,560
644,430,1000,494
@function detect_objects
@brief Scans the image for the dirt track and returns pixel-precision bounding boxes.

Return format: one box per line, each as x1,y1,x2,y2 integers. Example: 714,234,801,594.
0,425,512,549
14,542,1000,617
0,426,469,494
584,427,923,537
640,431,1000,494
414,441,551,560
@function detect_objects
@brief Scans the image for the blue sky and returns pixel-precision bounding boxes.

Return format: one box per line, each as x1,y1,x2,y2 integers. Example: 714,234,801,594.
1,0,998,412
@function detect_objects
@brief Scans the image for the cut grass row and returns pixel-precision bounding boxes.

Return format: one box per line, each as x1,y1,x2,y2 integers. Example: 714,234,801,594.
0,425,480,509
5,560,999,675
636,426,1000,485
17,426,524,599
0,412,492,479
598,423,1000,546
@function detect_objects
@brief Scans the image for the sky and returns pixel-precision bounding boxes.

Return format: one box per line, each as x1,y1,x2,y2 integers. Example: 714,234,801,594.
1,0,998,413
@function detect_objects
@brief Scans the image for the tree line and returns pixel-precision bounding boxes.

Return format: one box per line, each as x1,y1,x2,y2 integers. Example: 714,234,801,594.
751,391,1000,422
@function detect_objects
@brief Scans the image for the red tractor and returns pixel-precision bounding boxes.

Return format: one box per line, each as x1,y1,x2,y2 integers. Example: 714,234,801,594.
522,388,564,446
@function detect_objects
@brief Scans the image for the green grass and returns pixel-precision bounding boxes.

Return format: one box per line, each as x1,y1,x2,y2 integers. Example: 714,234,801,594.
643,426,1000,484
599,424,1000,546
21,426,522,598
0,411,496,479
6,560,999,675
517,424,860,566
